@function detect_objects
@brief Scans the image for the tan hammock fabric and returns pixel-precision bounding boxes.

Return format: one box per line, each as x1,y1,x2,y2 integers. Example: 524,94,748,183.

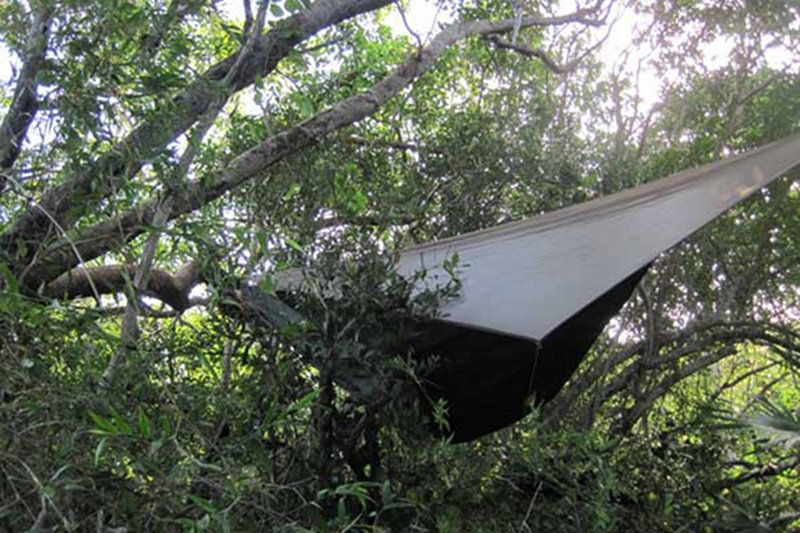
395,135,800,341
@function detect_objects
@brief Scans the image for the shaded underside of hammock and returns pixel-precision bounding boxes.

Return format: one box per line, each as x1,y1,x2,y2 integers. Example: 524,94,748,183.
411,265,650,442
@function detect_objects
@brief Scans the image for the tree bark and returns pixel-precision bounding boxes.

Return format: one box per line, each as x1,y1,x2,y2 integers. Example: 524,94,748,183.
19,4,605,289
45,261,200,311
1,0,394,267
0,5,53,197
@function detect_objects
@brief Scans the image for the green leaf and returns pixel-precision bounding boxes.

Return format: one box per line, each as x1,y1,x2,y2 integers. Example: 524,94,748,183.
292,93,314,118
107,406,133,436
149,439,163,456
88,410,117,434
285,238,303,252
94,438,107,466
0,263,18,294
381,480,393,506
275,389,319,423
259,275,277,294
349,189,368,214
269,3,283,17
189,494,217,514
137,409,151,438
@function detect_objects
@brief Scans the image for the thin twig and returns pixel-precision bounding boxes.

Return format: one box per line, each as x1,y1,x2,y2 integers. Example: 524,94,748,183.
518,481,543,533
394,0,423,51
297,31,352,54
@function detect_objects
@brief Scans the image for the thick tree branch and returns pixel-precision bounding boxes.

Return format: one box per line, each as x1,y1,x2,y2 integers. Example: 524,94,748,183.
46,261,200,311
0,5,53,197
1,0,394,269
102,297,208,317
23,5,606,287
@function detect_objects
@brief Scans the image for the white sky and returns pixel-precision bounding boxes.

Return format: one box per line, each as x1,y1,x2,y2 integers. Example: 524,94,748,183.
1,1,796,137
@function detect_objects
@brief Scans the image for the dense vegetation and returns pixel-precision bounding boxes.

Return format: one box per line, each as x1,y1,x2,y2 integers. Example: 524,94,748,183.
1,0,799,530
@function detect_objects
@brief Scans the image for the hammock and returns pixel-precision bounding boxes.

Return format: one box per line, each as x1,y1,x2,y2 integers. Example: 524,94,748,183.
394,134,800,441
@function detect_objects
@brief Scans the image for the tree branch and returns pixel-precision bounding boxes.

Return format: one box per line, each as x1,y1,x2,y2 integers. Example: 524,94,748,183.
340,134,444,154
486,36,574,74
100,197,175,387
549,320,800,429
485,4,612,75
719,455,800,489
616,344,738,434
0,5,53,197
101,296,208,317
45,261,200,311
1,0,395,271
22,4,606,287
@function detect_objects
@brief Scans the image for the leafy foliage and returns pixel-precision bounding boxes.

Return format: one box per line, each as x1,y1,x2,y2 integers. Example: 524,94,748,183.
1,0,799,530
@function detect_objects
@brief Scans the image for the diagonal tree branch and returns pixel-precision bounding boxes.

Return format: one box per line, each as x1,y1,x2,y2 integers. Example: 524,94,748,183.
22,4,606,288
1,0,394,269
0,5,53,197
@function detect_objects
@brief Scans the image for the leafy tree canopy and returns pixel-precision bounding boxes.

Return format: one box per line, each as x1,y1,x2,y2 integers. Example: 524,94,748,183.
1,0,799,530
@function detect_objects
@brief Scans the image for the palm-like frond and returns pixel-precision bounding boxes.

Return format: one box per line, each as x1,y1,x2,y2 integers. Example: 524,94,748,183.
747,395,800,448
